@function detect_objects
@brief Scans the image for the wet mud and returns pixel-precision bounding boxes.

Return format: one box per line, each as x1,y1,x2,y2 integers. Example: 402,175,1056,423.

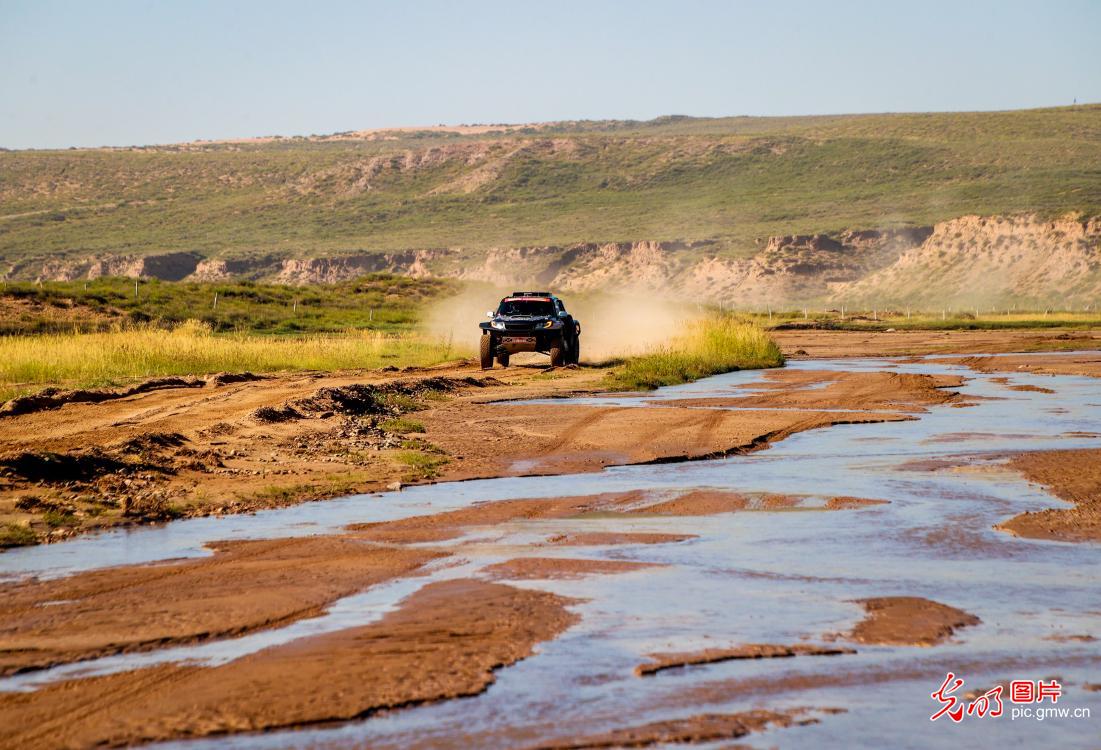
663,369,969,412
0,579,577,750
0,536,440,676
483,557,660,580
998,448,1101,542
0,341,1099,749
847,597,982,646
948,351,1101,379
524,708,827,749
635,644,856,677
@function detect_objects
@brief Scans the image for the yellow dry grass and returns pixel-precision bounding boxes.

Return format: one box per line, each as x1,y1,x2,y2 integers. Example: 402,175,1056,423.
0,320,469,401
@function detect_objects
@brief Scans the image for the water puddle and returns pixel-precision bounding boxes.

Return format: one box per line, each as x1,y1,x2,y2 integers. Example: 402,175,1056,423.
2,355,1099,748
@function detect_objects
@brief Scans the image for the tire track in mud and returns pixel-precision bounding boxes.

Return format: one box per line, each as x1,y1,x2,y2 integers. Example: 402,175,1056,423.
547,406,633,452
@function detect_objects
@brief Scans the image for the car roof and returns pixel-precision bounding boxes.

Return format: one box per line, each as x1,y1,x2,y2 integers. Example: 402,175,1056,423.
506,291,557,298
502,293,560,302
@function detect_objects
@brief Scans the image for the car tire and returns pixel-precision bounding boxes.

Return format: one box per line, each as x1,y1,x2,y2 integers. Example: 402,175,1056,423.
549,337,565,367
498,352,510,367
569,336,580,365
479,334,494,369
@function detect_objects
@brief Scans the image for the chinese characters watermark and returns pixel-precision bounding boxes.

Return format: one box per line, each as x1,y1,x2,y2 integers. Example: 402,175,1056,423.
930,673,1090,722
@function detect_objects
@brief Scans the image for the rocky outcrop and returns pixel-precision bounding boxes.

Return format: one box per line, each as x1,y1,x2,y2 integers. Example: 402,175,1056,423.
837,215,1101,308
272,250,451,284
7,215,1098,309
191,255,283,282
677,228,932,305
32,252,202,282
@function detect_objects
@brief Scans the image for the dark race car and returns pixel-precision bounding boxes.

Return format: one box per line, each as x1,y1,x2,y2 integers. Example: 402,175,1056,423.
479,292,581,368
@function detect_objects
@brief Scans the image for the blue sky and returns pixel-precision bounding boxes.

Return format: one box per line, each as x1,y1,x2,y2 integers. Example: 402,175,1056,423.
1,0,1099,149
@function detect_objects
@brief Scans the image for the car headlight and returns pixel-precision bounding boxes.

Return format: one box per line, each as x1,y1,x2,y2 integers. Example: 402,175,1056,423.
491,320,505,329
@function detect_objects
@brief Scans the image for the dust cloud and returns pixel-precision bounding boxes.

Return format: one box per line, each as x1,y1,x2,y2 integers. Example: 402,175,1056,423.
569,291,699,360
422,285,700,363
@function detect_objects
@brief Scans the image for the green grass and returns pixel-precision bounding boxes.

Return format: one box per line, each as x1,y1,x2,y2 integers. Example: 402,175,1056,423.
605,317,783,390
42,510,78,528
2,105,1098,269
0,275,456,335
395,449,449,480
379,417,426,435
246,480,361,506
0,320,470,402
748,309,1101,331
0,522,37,548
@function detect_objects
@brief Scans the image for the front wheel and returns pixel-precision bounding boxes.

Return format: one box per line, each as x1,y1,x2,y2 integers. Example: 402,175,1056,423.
548,337,565,367
497,352,510,367
479,334,493,369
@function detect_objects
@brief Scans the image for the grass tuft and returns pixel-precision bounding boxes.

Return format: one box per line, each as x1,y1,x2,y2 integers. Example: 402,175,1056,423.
395,450,449,480
42,510,78,528
0,522,37,548
379,417,426,435
605,317,783,391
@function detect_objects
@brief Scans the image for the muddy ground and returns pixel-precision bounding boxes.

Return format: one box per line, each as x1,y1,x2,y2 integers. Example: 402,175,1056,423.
0,329,1098,748
2,328,1097,545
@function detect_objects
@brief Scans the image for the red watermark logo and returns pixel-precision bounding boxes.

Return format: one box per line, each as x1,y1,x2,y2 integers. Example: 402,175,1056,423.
930,673,1078,723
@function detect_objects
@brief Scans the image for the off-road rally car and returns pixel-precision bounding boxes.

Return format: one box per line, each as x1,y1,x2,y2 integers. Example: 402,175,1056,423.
479,292,581,369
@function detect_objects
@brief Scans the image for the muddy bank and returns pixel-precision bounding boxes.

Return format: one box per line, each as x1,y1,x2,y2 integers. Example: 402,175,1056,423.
619,490,888,515
772,328,1101,359
483,557,660,580
421,401,911,480
635,643,855,677
546,532,697,546
347,488,888,546
0,536,440,675
0,363,606,546
998,448,1101,542
665,370,968,412
526,708,827,749
0,375,208,417
847,597,981,646
948,352,1101,379
0,579,578,749
349,492,647,542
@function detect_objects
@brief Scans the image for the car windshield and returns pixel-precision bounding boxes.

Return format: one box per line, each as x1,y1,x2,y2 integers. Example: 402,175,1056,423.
498,299,555,317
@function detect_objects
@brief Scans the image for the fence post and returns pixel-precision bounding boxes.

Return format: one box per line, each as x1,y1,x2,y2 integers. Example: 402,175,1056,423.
212,292,218,311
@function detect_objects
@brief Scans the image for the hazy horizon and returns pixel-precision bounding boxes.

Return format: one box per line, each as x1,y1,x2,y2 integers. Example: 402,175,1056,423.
5,102,1101,152
2,0,1100,150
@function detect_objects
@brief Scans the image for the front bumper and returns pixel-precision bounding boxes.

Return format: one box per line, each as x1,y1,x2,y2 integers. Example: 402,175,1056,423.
481,322,562,353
